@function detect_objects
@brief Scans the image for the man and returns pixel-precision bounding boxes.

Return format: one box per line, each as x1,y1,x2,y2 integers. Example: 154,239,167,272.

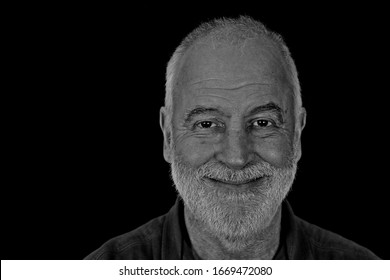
85,16,379,259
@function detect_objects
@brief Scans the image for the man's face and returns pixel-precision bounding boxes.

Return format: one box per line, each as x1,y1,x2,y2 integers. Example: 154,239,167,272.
161,37,305,247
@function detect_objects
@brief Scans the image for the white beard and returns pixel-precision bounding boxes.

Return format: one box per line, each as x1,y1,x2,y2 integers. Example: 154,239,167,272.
170,154,298,250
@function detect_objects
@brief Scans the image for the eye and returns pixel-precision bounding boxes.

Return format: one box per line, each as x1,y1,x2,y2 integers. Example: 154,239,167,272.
196,121,217,129
252,119,273,128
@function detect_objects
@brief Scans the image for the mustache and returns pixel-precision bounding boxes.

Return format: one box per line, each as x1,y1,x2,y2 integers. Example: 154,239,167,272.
195,161,276,184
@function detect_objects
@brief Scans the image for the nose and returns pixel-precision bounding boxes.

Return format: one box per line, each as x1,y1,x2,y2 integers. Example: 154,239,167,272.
216,129,253,170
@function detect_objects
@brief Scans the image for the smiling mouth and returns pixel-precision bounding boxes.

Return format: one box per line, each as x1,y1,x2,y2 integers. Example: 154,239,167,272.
204,176,265,188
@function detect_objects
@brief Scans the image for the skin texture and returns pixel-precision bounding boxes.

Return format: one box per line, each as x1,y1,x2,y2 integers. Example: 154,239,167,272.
160,36,306,259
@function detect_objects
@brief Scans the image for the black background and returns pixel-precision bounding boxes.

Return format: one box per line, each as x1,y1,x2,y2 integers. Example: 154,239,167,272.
3,4,389,259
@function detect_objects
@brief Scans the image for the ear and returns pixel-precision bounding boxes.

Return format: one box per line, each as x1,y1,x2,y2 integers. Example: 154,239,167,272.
294,107,307,161
160,107,173,163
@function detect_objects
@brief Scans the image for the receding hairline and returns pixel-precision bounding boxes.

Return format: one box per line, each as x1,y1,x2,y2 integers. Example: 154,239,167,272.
172,17,285,77
178,35,291,86
178,16,275,49
165,16,302,126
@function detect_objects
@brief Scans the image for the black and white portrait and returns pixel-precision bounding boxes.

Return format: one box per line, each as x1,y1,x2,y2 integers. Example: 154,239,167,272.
2,7,388,260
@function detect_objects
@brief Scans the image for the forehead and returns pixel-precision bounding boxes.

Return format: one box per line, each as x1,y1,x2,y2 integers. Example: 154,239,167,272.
173,36,293,115
177,36,288,89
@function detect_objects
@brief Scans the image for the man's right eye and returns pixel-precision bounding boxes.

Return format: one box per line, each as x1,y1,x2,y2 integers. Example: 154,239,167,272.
196,121,217,129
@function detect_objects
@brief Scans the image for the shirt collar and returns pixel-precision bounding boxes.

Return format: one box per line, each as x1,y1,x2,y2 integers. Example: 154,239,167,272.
161,198,191,259
275,200,313,259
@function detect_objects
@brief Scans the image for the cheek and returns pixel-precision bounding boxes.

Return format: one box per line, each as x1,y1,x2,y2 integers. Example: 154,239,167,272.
175,138,216,168
254,138,292,168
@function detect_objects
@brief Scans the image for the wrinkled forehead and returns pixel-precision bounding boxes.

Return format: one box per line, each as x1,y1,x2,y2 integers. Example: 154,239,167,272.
176,36,289,89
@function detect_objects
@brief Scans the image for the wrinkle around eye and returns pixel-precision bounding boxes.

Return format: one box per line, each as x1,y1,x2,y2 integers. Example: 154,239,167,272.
174,125,221,140
192,127,224,137
250,126,291,142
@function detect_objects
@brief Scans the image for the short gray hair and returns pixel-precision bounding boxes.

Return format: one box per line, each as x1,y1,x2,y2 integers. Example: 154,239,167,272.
164,16,302,126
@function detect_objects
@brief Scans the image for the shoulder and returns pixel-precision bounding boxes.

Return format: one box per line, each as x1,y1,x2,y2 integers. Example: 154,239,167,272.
84,214,166,260
296,217,380,259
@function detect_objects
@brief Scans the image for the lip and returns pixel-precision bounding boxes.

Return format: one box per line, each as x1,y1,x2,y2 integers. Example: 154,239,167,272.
203,176,266,190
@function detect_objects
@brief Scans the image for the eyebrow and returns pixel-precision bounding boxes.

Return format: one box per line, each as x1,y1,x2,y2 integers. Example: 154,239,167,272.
246,102,284,124
183,102,284,124
184,106,227,124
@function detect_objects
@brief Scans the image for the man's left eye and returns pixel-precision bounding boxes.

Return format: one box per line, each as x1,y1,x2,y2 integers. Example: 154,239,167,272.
252,119,273,127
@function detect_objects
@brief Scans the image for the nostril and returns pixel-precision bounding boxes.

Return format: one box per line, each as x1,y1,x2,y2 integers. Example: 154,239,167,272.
221,150,253,170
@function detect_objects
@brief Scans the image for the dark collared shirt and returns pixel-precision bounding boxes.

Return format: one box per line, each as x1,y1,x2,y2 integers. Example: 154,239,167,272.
85,199,379,260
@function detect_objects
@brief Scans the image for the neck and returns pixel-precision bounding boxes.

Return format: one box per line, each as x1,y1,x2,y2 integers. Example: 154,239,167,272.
184,205,282,260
